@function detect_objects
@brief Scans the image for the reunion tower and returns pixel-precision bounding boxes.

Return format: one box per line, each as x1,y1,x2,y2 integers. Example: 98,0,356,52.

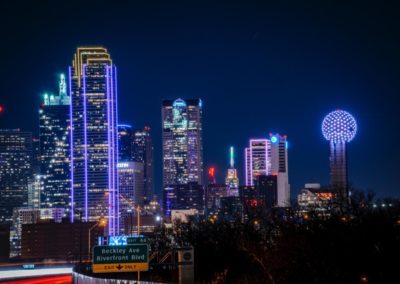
322,110,357,202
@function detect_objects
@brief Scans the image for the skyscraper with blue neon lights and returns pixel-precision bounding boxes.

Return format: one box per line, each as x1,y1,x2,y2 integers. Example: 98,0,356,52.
69,47,119,235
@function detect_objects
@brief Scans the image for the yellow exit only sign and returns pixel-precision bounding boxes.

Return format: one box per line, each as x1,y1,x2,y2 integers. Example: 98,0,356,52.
93,262,149,273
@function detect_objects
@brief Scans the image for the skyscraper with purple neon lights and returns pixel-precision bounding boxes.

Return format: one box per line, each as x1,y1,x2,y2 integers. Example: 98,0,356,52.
69,47,119,235
245,134,290,207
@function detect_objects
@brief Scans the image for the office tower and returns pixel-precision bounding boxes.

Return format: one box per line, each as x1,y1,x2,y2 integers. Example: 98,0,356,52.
239,185,264,220
164,183,204,216
269,134,290,207
32,137,41,175
257,175,278,210
245,134,290,207
0,130,32,223
205,166,227,215
69,47,119,235
162,98,203,216
118,124,133,161
132,126,154,203
118,161,144,206
205,183,227,216
322,110,357,202
225,146,239,197
27,175,43,209
39,74,70,212
118,161,144,234
162,98,203,186
245,139,270,186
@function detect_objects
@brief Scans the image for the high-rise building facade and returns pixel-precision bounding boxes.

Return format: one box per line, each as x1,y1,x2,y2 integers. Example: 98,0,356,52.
69,47,119,235
118,161,144,234
27,175,43,209
269,134,290,207
118,162,144,207
39,74,70,213
118,124,154,203
205,184,227,216
225,146,239,197
164,183,204,216
0,130,32,223
162,98,203,216
117,124,133,162
162,98,203,186
245,134,290,207
132,126,154,203
32,137,41,175
245,139,270,186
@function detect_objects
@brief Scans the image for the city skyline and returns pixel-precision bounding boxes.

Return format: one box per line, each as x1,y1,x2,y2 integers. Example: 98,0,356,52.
0,2,399,283
1,1,399,198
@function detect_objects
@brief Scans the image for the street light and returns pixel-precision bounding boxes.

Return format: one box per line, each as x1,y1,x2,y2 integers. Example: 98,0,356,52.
88,218,107,260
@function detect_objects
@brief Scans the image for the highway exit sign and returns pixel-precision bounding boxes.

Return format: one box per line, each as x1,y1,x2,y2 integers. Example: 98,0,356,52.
92,244,149,273
127,236,148,245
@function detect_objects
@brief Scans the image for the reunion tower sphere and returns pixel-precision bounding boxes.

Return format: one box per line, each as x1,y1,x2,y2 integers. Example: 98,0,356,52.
322,109,357,144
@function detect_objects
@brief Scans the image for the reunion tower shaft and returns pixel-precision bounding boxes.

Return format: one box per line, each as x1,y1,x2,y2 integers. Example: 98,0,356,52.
329,140,347,198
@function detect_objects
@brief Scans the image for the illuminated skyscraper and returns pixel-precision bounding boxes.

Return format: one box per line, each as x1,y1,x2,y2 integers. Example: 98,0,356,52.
162,98,203,185
162,98,203,215
69,47,119,235
206,167,228,216
132,126,154,203
28,175,43,209
118,162,144,207
118,124,154,204
117,161,144,234
32,137,41,175
245,134,290,207
245,139,270,186
39,74,70,213
225,146,239,197
322,110,357,202
269,134,290,207
0,130,32,222
117,124,133,162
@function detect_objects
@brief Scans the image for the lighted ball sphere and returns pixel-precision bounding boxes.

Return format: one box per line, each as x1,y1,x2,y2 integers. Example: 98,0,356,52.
322,109,357,143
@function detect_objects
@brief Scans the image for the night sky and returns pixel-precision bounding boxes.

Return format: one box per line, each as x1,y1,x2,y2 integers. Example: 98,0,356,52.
0,1,399,198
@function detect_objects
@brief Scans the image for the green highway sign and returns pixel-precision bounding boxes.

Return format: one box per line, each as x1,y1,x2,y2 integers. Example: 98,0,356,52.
127,236,148,245
93,244,149,273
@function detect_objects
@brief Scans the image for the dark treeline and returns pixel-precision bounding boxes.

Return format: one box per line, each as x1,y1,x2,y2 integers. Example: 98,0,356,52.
172,196,400,283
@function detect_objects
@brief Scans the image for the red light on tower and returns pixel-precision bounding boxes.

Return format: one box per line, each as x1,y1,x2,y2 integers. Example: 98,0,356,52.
0,104,4,113
208,167,216,184
208,167,215,177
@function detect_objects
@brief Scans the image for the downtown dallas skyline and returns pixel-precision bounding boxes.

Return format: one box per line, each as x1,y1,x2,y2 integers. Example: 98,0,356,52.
2,44,396,199
0,44,394,199
1,1,399,198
